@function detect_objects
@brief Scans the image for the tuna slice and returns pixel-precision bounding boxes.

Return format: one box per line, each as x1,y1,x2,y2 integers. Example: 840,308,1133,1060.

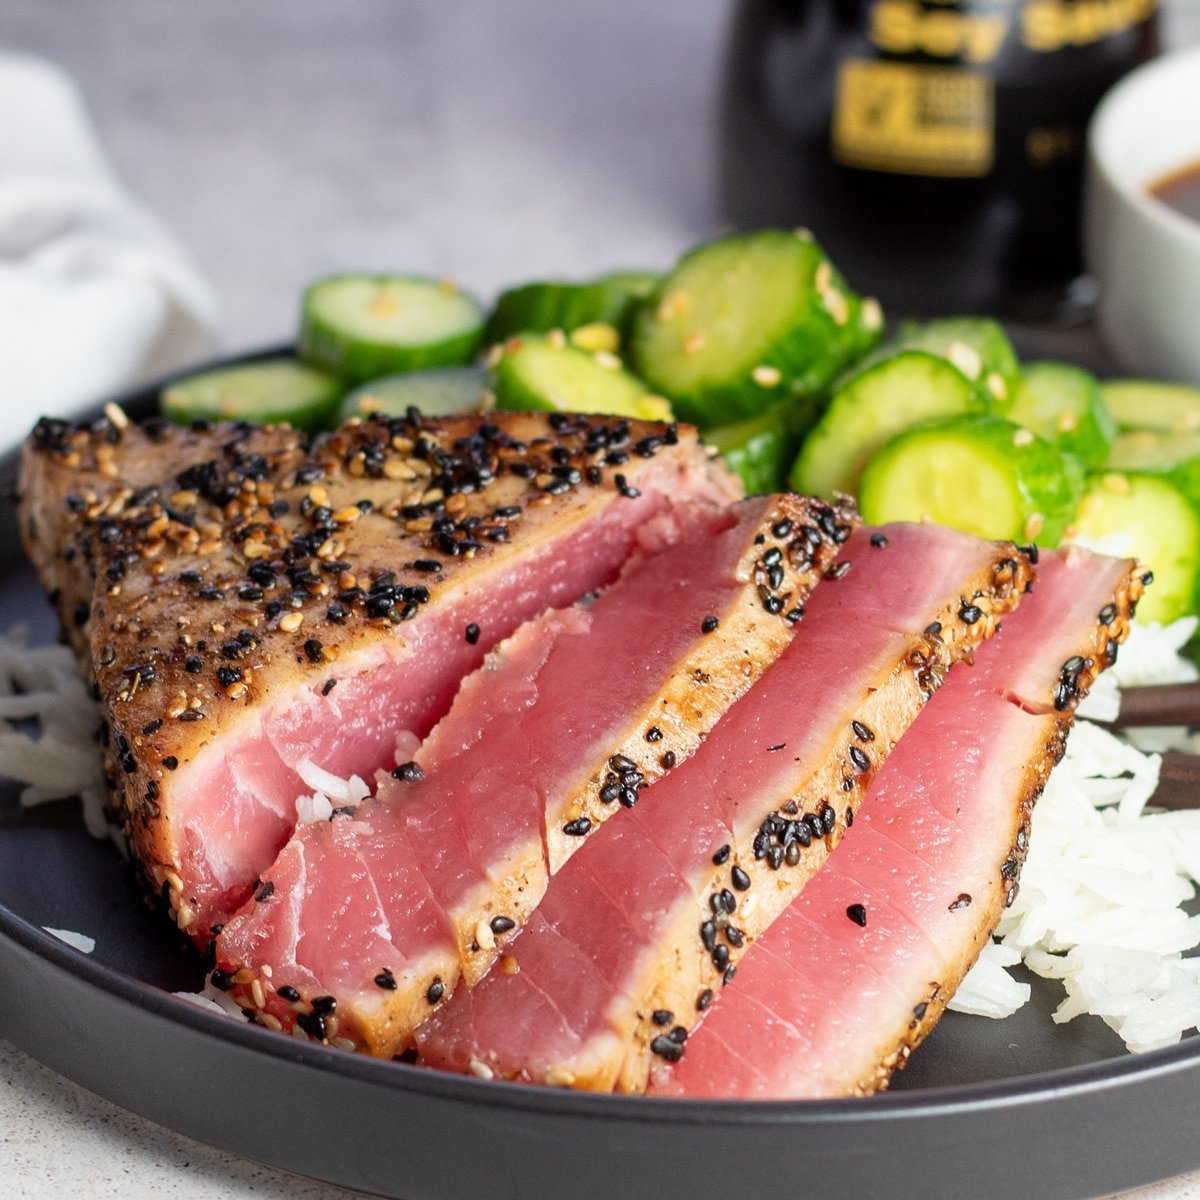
415,524,1035,1091
18,409,740,938
649,545,1144,1100
214,493,855,1055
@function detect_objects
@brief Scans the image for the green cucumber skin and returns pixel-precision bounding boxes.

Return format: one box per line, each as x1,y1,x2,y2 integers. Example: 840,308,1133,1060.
1009,361,1116,469
1067,473,1200,624
790,350,988,500
161,359,343,434
1106,430,1200,513
299,274,485,385
484,272,664,346
491,335,668,421
484,282,633,346
629,230,882,428
858,415,1084,547
1101,379,1200,434
706,406,795,496
339,366,488,423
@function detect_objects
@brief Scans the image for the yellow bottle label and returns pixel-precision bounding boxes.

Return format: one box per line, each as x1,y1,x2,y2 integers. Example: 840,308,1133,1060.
831,59,994,178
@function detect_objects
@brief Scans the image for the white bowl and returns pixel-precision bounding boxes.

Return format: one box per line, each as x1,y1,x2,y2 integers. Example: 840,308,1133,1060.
1086,45,1200,384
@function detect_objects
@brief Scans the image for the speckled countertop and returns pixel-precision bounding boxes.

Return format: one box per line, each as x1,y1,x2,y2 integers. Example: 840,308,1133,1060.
3,1,1200,1197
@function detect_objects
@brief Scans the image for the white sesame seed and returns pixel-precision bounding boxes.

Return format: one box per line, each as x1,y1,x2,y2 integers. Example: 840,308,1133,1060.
751,365,782,388
474,918,496,952
946,342,982,381
279,611,304,633
469,1058,495,1080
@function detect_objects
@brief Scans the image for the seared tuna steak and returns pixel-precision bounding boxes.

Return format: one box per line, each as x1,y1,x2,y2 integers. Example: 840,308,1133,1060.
214,493,855,1055
650,546,1143,1099
415,524,1034,1091
19,408,739,937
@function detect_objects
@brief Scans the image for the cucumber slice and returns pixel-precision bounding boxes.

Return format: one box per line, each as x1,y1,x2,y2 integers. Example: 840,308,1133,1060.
161,359,343,433
859,415,1084,546
1007,362,1116,468
595,270,661,300
1100,379,1200,434
706,406,794,496
628,229,882,427
299,274,485,385
483,271,663,346
491,334,672,422
884,317,1020,404
339,366,488,423
790,350,987,499
1065,472,1199,624
1106,430,1200,511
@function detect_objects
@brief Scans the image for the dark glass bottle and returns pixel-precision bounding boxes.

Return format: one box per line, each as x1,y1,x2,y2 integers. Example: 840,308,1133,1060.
720,0,1159,319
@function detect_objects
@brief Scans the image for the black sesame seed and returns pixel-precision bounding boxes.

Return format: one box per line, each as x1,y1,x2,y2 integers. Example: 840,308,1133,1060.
563,817,592,837
651,1009,674,1027
723,965,737,985
411,559,442,573
465,622,480,645
209,968,234,992
216,665,242,689
645,726,663,743
731,866,751,891
712,944,730,971
303,639,324,663
849,745,871,773
712,844,731,866
959,602,983,625
949,893,973,911
490,915,516,935
277,985,301,1002
254,880,275,902
426,979,445,1005
701,614,719,634
846,903,867,927
161,755,179,771
700,920,717,952
650,1034,684,1062
661,750,677,769
851,720,875,743
322,678,337,696
392,761,425,782
184,656,203,674
374,968,397,990
870,532,888,547
772,519,793,538
697,988,713,1012
1098,603,1117,626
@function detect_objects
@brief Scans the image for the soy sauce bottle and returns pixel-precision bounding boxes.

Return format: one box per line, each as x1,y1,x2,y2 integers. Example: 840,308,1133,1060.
720,0,1159,320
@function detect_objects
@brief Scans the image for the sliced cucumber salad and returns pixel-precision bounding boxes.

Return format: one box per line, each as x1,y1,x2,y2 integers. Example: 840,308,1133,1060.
153,228,1200,627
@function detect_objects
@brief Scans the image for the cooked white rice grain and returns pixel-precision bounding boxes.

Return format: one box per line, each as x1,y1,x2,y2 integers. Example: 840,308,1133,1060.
952,617,1200,1051
43,927,95,953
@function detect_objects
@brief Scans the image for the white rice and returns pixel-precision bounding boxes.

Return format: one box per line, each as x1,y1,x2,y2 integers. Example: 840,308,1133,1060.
950,617,1200,1053
4,616,1200,1054
42,927,95,954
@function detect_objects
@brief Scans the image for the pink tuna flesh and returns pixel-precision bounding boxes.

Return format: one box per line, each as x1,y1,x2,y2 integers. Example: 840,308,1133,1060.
415,524,1032,1091
216,494,853,1053
175,478,726,932
650,545,1138,1099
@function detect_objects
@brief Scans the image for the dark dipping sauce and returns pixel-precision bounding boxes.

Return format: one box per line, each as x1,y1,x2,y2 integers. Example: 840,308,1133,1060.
1149,160,1200,224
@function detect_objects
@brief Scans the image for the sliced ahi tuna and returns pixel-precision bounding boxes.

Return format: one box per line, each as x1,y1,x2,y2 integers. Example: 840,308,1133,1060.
19,408,739,938
415,524,1034,1091
650,545,1144,1100
213,493,855,1056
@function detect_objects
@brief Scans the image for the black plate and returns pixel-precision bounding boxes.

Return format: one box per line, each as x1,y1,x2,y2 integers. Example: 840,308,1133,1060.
2,351,1199,1200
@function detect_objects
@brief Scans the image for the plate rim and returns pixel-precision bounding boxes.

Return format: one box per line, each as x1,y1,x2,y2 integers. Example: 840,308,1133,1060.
4,343,1200,1168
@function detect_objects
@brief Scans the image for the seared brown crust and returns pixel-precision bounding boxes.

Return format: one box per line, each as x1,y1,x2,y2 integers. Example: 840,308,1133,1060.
217,491,859,1053
855,559,1145,1095
19,407,738,930
598,545,1037,1092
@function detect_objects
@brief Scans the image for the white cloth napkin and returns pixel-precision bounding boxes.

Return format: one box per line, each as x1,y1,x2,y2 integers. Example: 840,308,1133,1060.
0,53,218,449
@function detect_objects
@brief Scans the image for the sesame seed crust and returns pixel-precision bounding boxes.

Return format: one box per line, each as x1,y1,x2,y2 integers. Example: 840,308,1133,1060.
19,407,739,934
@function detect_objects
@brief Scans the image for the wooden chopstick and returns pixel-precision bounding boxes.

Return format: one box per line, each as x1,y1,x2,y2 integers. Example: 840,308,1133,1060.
1109,681,1200,729
1146,751,1200,812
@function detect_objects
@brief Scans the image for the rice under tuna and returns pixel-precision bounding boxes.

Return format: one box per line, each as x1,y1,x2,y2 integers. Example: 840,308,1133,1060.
4,617,1200,1051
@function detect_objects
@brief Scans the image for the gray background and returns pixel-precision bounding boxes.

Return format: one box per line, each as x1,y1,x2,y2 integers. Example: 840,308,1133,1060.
6,0,730,351
3,1,1200,1197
